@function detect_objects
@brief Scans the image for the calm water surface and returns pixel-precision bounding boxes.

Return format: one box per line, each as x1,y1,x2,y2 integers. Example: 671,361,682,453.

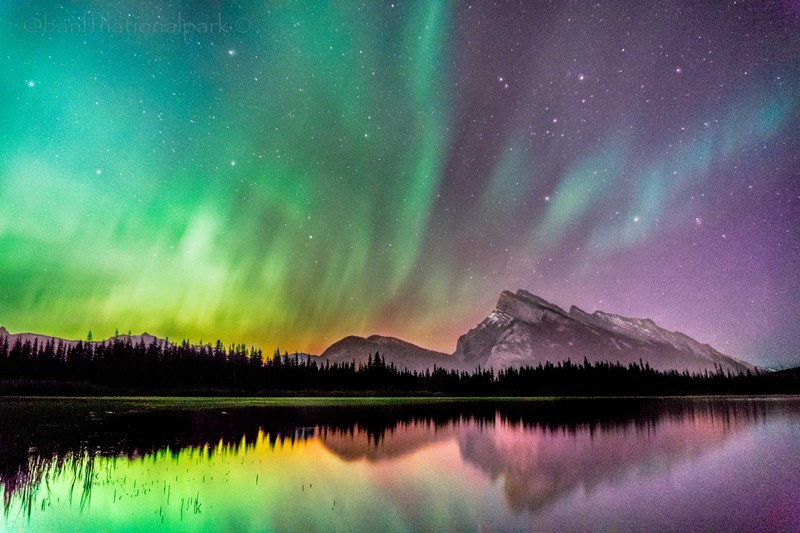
1,397,798,532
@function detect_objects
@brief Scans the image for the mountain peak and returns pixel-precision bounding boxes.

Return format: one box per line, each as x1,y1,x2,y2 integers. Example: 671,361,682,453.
496,290,569,324
320,334,453,371
454,288,753,374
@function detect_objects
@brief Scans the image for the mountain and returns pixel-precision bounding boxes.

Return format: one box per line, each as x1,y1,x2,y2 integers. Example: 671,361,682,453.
0,290,754,375
453,290,754,374
319,335,454,372
0,326,165,350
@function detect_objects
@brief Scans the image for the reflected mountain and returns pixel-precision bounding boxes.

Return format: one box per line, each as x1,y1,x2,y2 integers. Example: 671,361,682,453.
311,399,777,512
1,397,795,520
458,409,751,512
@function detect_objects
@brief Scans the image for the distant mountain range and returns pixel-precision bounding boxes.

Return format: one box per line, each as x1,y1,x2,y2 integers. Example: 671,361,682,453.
0,289,754,375
0,327,164,350
321,289,752,374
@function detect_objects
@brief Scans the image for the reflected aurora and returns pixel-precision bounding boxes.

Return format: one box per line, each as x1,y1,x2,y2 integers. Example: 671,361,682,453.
3,398,799,532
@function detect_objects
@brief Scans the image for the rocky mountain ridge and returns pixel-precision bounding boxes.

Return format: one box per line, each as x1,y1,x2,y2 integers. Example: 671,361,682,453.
453,290,752,374
1,289,755,375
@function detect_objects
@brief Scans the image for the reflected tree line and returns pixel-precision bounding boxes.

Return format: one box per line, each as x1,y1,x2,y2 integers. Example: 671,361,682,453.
1,397,790,518
0,335,797,394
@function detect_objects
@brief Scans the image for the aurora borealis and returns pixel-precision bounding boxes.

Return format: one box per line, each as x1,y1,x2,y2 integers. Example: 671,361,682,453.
1,1,799,366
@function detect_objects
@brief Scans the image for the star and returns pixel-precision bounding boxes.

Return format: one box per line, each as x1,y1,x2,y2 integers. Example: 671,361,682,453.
0,0,796,369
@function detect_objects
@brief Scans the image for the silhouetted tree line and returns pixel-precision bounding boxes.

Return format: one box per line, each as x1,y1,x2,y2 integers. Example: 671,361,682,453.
0,335,797,395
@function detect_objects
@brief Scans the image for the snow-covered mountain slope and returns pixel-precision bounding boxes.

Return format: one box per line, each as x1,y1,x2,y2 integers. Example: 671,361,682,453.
453,290,753,374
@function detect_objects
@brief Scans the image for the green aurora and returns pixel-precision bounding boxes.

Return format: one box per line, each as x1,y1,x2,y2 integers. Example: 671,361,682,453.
1,3,461,352
1,2,799,364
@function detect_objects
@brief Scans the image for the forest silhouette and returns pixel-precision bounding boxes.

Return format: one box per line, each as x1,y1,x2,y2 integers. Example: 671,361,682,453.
0,335,797,395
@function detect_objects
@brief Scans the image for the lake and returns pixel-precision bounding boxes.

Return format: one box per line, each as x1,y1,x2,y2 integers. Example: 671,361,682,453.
1,396,798,532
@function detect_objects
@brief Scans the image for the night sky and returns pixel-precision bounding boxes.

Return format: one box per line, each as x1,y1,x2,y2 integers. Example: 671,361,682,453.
2,1,799,366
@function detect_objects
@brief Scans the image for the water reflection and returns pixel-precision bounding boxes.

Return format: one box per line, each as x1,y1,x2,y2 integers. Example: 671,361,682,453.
1,397,798,531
